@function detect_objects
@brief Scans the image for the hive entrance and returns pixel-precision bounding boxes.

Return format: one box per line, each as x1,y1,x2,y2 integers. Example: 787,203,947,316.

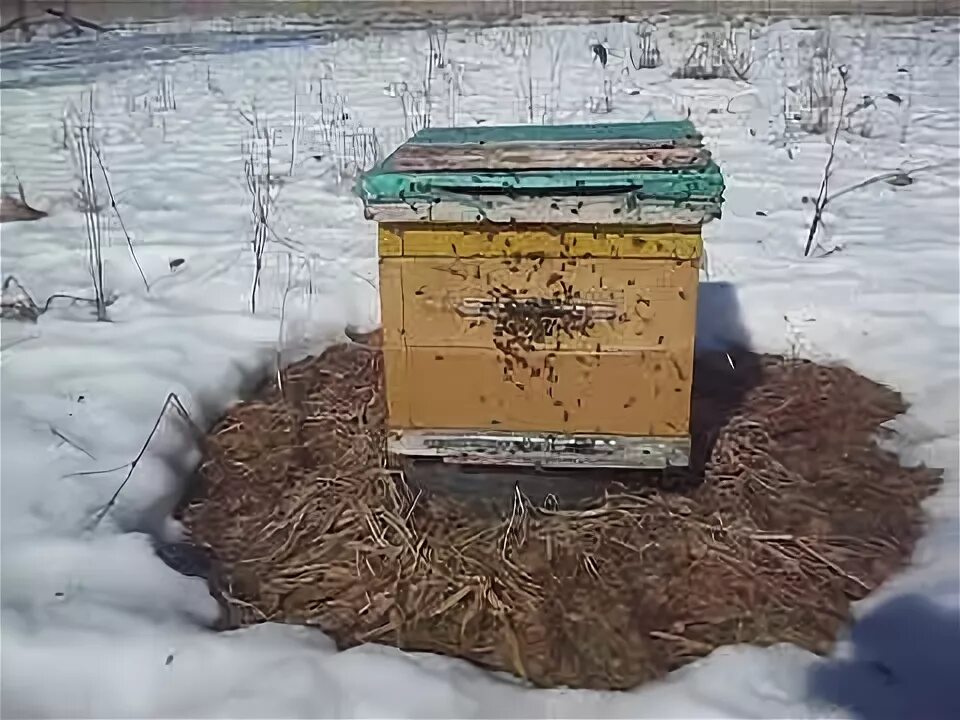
181,343,940,691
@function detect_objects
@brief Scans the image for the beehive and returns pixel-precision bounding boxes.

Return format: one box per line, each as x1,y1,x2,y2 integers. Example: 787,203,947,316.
356,121,724,469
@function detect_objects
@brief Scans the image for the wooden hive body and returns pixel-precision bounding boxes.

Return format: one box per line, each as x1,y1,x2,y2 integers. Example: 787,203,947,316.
356,121,724,469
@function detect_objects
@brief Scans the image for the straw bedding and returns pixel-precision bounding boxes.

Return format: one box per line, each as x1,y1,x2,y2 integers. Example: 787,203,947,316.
180,341,941,690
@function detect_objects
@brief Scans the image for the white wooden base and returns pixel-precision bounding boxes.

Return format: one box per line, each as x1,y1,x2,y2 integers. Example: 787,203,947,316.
388,429,691,470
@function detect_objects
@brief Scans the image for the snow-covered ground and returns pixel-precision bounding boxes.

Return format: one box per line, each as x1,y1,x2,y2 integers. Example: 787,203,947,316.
1,12,958,719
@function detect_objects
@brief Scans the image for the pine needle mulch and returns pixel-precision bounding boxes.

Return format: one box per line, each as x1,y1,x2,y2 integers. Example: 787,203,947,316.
180,342,941,691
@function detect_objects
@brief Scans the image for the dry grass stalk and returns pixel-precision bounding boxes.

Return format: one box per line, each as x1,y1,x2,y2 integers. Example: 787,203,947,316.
241,115,276,314
1,275,118,322
182,344,941,690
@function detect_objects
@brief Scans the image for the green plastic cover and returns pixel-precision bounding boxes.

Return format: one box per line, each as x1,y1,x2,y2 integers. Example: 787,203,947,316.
356,120,725,212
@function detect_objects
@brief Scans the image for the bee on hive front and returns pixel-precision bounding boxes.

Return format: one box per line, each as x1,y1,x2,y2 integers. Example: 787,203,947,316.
355,121,725,471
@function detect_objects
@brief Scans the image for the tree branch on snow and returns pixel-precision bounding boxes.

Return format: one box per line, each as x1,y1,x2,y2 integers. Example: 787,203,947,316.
4,97,148,323
805,162,950,257
628,21,662,71
1,274,117,322
66,95,109,319
242,112,277,314
91,144,150,292
803,65,849,258
44,8,107,34
674,26,770,81
1,6,109,41
802,68,952,258
0,16,28,35
63,393,205,531
50,425,96,459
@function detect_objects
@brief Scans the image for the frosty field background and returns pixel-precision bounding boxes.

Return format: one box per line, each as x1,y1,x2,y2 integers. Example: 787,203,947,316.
1,7,958,719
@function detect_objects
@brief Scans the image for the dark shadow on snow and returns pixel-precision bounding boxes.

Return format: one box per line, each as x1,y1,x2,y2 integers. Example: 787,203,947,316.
687,279,760,473
809,593,960,720
695,279,753,354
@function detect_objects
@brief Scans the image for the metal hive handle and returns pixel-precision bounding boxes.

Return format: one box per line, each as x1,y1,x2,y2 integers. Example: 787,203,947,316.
455,296,619,320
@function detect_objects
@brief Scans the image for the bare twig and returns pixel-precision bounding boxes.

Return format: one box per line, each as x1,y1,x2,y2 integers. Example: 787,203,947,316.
66,94,110,320
2,274,115,322
802,83,950,257
276,257,297,399
803,65,849,258
649,630,716,653
826,161,950,205
50,425,96,460
675,26,764,81
0,16,28,34
91,145,150,292
242,114,275,313
288,90,299,177
44,8,106,33
795,538,871,591
45,7,82,35
720,48,777,82
628,22,662,70
77,393,203,530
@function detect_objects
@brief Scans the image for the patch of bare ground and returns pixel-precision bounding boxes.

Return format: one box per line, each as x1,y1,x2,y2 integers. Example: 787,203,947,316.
180,343,941,690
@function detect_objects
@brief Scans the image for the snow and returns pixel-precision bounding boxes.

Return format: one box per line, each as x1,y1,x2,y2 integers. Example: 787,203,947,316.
1,12,958,719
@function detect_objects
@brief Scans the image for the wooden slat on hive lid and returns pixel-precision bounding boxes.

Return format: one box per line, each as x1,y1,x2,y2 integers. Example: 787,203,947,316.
405,121,704,149
363,195,722,226
384,143,712,172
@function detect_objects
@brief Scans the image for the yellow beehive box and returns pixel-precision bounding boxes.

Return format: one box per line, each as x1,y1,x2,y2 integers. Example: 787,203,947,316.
356,122,724,469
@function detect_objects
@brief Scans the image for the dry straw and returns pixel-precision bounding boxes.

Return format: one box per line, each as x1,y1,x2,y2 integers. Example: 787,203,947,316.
182,343,940,690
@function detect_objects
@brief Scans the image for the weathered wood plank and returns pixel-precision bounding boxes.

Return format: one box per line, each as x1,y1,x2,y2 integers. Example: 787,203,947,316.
385,143,711,172
406,121,703,148
389,346,693,436
377,223,703,259
393,256,699,353
365,195,720,225
378,259,405,348
382,347,411,428
388,430,691,470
